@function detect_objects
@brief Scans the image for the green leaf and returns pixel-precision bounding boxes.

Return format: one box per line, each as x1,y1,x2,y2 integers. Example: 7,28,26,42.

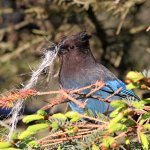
126,71,144,82
123,118,136,126
96,113,109,121
140,132,149,150
125,137,130,145
132,101,143,109
144,124,150,130
52,113,67,120
110,107,124,118
102,136,115,148
37,110,47,116
141,98,150,104
11,132,18,140
142,112,150,120
27,123,48,133
126,83,139,90
110,109,130,125
92,144,100,150
65,111,81,122
65,111,80,119
0,142,12,149
139,119,146,125
57,146,61,150
108,123,127,133
70,116,81,122
18,131,34,140
51,122,59,130
22,115,44,123
28,141,39,148
65,126,78,136
120,109,130,117
139,112,150,125
110,112,124,124
110,100,127,108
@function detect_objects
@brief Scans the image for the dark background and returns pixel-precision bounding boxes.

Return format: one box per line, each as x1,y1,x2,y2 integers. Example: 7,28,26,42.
0,0,150,108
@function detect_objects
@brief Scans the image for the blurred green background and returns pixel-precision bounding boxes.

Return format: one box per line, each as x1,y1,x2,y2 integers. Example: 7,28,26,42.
0,0,150,108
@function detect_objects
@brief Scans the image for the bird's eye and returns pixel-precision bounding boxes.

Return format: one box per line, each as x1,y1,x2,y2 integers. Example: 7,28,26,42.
60,45,68,49
69,45,74,49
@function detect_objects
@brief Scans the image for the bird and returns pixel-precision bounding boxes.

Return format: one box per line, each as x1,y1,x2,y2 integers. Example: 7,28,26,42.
57,31,139,114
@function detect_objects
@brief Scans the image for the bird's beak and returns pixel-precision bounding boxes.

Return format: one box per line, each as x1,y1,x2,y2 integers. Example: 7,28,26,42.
57,44,68,55
46,45,60,56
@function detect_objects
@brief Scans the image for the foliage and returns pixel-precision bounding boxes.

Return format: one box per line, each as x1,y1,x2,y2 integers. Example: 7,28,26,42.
0,0,150,149
0,71,150,150
126,71,150,90
0,0,150,91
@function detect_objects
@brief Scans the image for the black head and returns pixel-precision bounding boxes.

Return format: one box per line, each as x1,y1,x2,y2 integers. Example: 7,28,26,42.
58,31,91,55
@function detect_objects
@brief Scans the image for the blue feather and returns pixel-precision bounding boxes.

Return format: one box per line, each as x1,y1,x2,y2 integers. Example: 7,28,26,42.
58,32,140,114
102,80,140,100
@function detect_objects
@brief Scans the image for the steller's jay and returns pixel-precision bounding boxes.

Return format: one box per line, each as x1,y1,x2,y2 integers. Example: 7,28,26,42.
58,31,139,114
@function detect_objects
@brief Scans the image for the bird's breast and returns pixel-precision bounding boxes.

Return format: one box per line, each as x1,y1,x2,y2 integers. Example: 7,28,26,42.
59,67,100,89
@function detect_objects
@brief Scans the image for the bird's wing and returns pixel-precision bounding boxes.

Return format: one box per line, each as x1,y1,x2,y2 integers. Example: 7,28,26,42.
101,80,140,100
